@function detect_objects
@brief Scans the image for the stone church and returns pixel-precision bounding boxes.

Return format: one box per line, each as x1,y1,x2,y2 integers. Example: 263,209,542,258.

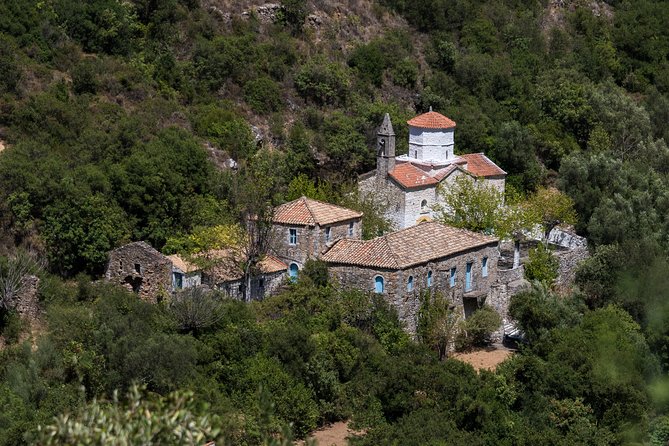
359,110,506,230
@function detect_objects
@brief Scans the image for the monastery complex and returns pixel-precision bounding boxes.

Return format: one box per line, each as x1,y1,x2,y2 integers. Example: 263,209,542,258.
106,110,580,335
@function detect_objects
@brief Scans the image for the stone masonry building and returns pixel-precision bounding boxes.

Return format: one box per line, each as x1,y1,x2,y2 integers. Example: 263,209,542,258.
321,221,500,333
359,111,506,230
106,241,173,303
271,196,363,279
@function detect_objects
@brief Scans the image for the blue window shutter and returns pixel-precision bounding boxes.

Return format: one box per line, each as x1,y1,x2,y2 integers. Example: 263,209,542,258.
375,276,384,293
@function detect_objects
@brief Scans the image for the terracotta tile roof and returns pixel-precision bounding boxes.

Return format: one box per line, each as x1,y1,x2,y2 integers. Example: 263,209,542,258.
321,221,497,269
204,250,287,282
259,254,289,274
389,163,439,189
458,153,506,177
407,111,456,129
167,254,199,273
432,164,461,182
273,196,362,226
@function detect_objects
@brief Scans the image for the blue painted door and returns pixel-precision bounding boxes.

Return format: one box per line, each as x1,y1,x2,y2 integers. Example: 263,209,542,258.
375,276,384,293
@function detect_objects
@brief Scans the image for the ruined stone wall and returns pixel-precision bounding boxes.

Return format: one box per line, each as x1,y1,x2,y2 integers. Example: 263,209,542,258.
490,266,527,320
554,245,589,289
328,243,500,334
105,242,172,303
14,275,41,324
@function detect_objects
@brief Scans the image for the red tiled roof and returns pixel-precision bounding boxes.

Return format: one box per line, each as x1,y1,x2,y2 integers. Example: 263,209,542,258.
259,254,289,274
458,153,506,177
321,221,497,269
204,250,287,282
389,163,439,189
407,111,456,129
273,197,363,226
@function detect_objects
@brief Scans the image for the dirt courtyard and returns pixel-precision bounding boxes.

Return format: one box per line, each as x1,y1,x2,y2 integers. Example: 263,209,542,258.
452,344,514,371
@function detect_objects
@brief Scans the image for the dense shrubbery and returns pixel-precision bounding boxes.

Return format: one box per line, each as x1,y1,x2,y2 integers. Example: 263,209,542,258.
1,0,669,443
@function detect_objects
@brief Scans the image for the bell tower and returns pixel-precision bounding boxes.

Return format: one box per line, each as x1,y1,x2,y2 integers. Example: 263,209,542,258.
377,113,396,179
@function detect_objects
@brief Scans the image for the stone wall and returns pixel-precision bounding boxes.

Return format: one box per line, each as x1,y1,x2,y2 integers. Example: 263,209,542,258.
272,224,316,267
14,275,41,324
218,271,285,301
272,218,362,267
105,242,172,303
403,186,438,227
548,227,587,249
359,173,406,231
328,243,500,334
554,245,589,289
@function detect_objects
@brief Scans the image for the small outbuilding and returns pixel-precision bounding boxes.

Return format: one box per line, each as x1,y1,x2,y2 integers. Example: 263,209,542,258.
105,241,172,303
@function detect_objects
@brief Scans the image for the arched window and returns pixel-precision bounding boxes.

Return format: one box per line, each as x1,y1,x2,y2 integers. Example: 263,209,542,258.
374,276,384,293
427,270,433,287
289,263,299,280
407,275,414,292
421,199,428,213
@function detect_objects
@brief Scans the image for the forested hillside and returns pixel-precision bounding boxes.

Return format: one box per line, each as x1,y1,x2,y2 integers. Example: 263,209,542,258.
1,0,669,444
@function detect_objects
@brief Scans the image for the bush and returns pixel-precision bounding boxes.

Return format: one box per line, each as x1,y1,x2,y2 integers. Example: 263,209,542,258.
0,310,23,344
170,288,225,333
389,58,418,88
279,0,308,34
457,305,501,349
525,243,559,286
300,259,329,288
294,57,351,106
244,76,283,114
32,385,223,445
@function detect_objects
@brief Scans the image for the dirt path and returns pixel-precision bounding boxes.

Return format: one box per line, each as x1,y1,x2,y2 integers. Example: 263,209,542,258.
296,421,364,446
452,345,514,371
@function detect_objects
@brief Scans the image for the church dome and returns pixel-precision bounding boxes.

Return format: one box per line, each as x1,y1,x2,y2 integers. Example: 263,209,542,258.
407,110,456,129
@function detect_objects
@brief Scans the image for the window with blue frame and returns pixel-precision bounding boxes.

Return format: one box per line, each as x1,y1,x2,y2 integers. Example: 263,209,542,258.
325,226,332,242
348,222,354,237
407,275,414,292
375,276,384,293
450,267,456,287
466,262,473,291
289,228,297,245
427,270,433,287
482,257,488,277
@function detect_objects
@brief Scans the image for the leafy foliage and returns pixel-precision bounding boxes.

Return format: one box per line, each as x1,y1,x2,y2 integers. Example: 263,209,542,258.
524,244,559,286
33,385,222,445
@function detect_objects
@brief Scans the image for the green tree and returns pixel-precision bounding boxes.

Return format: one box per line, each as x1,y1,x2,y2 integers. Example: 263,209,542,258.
42,194,130,276
524,187,577,240
417,292,462,360
458,305,502,349
294,57,351,106
524,244,559,286
279,0,307,34
32,385,222,445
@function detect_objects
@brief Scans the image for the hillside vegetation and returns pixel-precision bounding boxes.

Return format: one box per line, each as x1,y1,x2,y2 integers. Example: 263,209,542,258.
2,0,669,444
